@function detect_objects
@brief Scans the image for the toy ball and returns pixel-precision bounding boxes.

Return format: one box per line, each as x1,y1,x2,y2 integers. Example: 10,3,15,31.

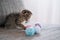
25,27,35,36
34,23,41,34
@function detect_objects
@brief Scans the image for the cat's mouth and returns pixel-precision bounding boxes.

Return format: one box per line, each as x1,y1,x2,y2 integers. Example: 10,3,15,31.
25,21,28,23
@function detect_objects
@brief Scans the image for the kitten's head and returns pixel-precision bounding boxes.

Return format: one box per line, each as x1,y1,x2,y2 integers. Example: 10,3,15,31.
21,10,32,22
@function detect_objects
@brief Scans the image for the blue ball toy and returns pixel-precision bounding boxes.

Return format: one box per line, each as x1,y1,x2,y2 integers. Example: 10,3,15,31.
25,23,41,36
25,27,35,36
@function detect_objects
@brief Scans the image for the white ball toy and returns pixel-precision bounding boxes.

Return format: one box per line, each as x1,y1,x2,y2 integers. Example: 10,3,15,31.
34,23,41,34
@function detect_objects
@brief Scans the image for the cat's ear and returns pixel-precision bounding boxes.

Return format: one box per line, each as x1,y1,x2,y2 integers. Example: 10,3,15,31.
21,9,32,15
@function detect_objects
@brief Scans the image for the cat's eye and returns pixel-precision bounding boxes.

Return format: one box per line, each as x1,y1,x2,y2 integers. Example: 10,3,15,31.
24,12,26,13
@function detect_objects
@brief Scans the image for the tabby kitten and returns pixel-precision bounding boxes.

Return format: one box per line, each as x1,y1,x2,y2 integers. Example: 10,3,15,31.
4,10,32,30
15,10,32,30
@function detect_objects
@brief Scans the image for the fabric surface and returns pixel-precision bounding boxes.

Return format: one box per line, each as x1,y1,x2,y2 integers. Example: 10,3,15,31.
0,25,60,40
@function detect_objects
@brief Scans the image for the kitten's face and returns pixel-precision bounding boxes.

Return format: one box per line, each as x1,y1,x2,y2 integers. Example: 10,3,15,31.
21,10,32,22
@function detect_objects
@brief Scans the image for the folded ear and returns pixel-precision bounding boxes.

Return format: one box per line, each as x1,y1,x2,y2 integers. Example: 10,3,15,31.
21,9,32,15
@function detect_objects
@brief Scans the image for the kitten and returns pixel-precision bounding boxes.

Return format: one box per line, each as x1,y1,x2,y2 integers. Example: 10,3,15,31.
15,10,32,30
0,10,32,30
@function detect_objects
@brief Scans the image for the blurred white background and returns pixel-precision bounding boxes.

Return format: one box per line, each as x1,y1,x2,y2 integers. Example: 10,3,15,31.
22,0,60,26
